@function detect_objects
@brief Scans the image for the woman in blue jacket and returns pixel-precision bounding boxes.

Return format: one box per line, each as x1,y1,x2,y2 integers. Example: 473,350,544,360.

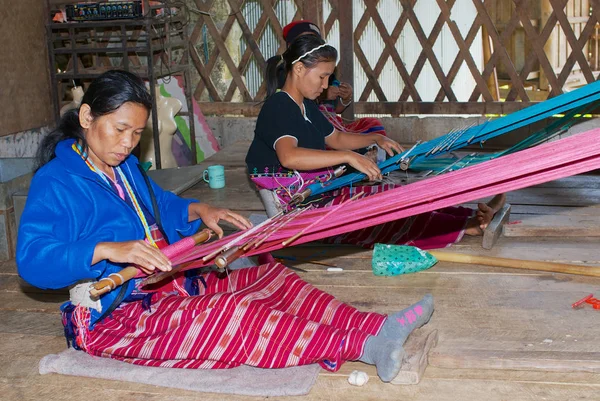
16,70,434,382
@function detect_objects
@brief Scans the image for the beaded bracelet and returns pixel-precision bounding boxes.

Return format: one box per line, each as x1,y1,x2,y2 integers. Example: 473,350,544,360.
339,97,353,107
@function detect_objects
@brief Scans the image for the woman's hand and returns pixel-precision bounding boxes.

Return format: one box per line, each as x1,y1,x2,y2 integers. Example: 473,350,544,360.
345,151,382,181
325,85,341,101
94,241,172,275
374,135,404,157
189,203,252,238
338,83,353,103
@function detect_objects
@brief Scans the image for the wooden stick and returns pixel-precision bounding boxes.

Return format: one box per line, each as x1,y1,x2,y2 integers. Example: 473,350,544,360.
201,210,284,262
252,206,312,248
212,206,313,270
89,266,139,298
90,230,213,297
140,259,201,287
272,255,337,267
214,246,247,269
290,165,347,205
429,251,600,277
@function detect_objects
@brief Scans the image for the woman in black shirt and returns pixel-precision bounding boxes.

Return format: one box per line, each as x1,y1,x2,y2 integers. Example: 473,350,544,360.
246,34,505,247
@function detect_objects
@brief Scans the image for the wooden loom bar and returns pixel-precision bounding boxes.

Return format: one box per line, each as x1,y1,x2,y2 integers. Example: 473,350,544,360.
199,210,285,263
211,207,313,270
89,229,213,297
196,101,538,116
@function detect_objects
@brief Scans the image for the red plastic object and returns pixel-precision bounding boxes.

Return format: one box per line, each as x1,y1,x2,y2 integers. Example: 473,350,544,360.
572,294,594,308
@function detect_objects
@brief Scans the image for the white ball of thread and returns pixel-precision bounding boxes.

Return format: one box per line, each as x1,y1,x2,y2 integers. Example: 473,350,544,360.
348,370,369,386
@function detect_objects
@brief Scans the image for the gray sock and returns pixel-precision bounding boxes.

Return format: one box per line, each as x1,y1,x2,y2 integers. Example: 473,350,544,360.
380,294,434,345
358,335,405,382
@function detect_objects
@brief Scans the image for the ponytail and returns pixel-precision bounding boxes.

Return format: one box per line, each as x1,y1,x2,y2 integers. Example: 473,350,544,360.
265,55,287,98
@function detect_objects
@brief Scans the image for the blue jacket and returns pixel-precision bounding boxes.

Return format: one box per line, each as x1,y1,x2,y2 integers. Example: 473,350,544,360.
17,139,201,326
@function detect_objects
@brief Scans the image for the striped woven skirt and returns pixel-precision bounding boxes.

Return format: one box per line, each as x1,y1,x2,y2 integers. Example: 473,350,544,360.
66,263,386,371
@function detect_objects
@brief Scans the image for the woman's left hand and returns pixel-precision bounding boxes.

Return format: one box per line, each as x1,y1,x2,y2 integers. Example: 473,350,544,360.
189,203,252,238
374,136,404,157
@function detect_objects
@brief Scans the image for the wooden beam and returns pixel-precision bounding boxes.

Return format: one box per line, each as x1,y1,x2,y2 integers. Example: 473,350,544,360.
302,0,323,28
198,101,262,116
196,101,539,116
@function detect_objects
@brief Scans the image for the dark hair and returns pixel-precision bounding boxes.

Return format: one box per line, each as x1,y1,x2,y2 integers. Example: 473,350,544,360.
36,70,152,169
265,34,337,98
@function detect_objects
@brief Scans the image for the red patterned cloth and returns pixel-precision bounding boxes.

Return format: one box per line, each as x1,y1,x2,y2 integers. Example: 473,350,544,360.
67,263,386,371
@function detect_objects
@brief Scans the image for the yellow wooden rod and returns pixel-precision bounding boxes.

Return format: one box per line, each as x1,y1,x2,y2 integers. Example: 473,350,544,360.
429,251,600,277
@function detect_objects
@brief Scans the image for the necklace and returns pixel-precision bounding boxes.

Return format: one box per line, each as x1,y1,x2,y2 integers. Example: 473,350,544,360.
72,142,157,247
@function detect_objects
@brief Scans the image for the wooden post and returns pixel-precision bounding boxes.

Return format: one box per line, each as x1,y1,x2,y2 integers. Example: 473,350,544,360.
482,25,500,101
338,0,355,120
540,0,554,91
45,0,60,122
302,0,323,29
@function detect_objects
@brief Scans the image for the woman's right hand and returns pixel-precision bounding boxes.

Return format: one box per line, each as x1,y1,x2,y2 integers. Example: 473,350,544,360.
345,151,382,181
94,241,172,275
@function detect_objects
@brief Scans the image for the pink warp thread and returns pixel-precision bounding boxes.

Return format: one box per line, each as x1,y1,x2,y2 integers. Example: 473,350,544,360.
162,236,196,259
171,128,600,270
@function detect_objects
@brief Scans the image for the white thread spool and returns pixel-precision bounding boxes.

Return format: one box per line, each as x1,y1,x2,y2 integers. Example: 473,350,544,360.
348,370,369,386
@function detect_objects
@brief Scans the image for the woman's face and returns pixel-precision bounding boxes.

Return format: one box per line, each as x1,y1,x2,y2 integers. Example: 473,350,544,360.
296,60,336,100
80,101,149,172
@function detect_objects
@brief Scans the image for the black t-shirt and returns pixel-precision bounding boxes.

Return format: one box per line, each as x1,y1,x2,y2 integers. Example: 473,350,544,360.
246,91,334,175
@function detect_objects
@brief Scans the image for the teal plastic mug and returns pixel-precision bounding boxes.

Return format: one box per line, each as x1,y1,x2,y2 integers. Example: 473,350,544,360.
203,165,225,189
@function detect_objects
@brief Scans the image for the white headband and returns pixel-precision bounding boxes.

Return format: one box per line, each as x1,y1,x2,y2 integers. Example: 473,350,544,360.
291,44,333,64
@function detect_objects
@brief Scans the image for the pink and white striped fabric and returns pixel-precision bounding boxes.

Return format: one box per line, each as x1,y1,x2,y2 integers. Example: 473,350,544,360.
68,263,386,371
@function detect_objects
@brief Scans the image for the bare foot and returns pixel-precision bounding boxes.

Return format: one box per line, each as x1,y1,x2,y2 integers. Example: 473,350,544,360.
465,194,506,236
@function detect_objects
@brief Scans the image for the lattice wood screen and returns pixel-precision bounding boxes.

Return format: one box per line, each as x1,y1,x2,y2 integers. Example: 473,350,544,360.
191,0,600,116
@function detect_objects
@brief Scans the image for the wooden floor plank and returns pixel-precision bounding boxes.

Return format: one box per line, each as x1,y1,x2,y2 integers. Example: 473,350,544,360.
505,214,600,236
0,291,66,313
4,330,600,401
0,310,62,336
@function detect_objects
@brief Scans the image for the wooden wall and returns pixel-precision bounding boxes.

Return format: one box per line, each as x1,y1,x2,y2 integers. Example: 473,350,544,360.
0,0,53,137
